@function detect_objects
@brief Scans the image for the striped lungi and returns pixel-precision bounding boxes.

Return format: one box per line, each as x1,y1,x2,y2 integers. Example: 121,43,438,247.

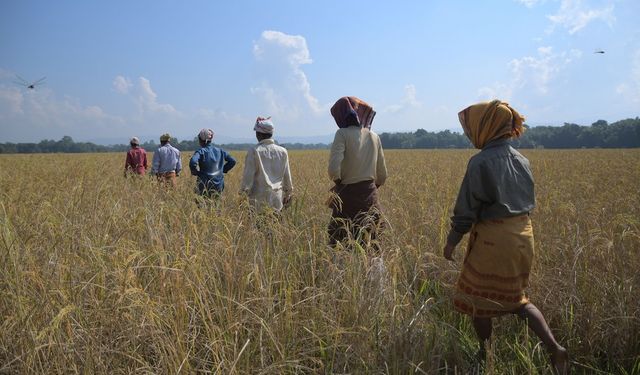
453,214,534,318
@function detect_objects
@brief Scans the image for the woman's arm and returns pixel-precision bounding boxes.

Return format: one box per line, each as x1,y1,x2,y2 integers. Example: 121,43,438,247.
328,131,345,182
375,136,387,187
446,161,488,247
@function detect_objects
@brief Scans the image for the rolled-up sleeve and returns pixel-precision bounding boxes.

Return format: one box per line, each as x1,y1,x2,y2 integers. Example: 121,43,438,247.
446,162,488,246
328,131,345,182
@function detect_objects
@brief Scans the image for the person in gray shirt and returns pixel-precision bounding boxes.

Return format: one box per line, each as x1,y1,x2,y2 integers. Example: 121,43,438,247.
442,100,568,374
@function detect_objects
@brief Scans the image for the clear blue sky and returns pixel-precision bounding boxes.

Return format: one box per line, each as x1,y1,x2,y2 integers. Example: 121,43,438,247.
1,0,638,144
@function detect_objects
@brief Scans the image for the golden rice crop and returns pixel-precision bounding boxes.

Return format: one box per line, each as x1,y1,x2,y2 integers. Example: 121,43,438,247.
0,149,638,374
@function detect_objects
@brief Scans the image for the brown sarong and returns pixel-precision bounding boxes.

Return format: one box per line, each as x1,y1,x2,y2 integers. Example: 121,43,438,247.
327,180,382,251
156,171,177,188
453,214,533,318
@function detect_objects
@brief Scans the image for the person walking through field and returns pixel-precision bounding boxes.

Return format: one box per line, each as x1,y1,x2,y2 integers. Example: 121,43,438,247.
240,117,293,212
151,133,182,188
124,136,148,176
189,128,236,199
327,96,387,251
443,100,568,373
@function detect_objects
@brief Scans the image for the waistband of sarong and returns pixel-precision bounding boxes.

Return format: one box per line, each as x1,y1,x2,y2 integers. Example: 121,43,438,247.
482,213,530,224
340,179,375,187
475,214,531,233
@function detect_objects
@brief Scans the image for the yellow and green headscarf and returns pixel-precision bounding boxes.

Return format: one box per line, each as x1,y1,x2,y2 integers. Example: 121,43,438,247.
458,100,526,149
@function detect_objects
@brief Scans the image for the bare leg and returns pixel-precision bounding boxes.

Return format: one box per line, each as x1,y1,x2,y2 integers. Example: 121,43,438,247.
473,317,493,360
516,303,569,374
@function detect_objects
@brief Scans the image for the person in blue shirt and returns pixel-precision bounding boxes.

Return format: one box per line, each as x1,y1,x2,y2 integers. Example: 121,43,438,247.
189,128,236,199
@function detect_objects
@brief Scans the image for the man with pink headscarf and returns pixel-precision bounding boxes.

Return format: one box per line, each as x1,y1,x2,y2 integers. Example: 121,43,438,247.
189,128,236,198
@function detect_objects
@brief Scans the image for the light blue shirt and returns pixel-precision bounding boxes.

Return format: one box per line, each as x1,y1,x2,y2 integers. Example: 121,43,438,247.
152,143,182,174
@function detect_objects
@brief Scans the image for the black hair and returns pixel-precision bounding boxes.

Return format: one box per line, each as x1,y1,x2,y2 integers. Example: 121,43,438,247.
256,132,273,141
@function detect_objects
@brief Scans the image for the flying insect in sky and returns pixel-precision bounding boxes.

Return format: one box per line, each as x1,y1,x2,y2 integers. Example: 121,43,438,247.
14,75,46,90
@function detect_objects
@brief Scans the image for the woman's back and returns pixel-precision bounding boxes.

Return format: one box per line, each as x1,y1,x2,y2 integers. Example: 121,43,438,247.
328,126,386,185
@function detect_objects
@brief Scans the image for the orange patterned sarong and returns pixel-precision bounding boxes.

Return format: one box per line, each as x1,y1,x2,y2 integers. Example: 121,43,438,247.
453,214,534,318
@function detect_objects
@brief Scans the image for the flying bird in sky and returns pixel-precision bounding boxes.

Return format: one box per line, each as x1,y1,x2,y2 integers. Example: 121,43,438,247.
14,75,46,90
594,50,605,54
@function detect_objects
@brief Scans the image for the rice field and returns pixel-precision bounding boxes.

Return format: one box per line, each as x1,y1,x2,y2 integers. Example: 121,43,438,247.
0,149,639,374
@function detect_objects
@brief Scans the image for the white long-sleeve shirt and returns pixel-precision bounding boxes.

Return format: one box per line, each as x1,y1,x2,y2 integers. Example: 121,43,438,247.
328,126,387,186
240,139,293,211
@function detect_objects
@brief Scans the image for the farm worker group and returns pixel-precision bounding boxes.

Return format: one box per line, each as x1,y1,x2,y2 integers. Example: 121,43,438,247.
123,97,568,374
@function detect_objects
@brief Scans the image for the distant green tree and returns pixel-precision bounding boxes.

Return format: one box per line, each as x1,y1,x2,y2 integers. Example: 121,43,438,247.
0,119,638,154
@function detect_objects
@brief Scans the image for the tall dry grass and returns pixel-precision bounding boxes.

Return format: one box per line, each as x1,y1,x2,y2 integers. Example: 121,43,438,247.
0,149,638,374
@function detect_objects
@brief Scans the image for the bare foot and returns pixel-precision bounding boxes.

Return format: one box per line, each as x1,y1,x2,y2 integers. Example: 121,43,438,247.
551,346,569,375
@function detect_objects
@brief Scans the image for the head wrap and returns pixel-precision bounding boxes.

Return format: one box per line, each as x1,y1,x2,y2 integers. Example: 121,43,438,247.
330,96,376,129
198,128,215,142
160,133,171,142
254,117,275,134
458,100,526,149
130,137,140,145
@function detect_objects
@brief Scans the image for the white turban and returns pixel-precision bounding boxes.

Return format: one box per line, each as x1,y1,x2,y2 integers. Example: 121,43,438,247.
254,117,274,134
130,137,140,145
198,128,215,142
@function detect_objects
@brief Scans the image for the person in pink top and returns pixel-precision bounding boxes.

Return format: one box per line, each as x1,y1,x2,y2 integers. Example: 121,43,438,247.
124,137,148,176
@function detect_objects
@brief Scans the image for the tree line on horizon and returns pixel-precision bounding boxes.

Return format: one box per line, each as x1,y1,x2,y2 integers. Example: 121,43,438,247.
1,118,638,154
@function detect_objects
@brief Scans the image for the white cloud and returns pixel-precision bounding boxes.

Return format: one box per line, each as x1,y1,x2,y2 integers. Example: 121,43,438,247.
547,0,615,34
114,75,179,115
1,67,249,142
515,0,544,8
477,82,514,102
137,77,177,114
112,75,132,94
254,30,312,66
477,47,581,101
0,87,24,114
616,49,640,103
0,84,122,141
509,46,582,94
250,85,284,116
383,84,422,113
251,30,323,118
196,108,251,126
